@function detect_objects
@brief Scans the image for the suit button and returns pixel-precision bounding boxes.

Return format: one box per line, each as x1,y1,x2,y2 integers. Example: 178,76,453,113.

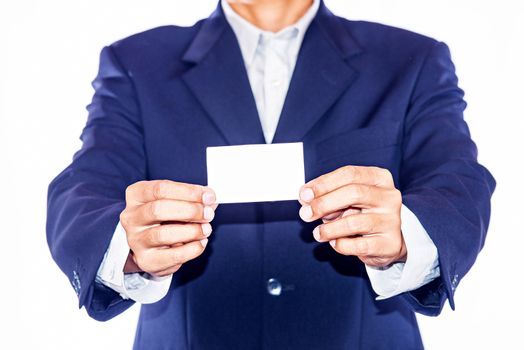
267,278,282,296
451,274,459,291
72,270,81,296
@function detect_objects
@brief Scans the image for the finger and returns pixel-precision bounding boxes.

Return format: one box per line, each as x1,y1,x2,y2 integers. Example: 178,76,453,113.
153,264,183,277
299,166,394,203
322,210,343,223
126,180,216,205
141,223,213,247
321,207,361,223
134,199,214,225
139,239,208,274
329,234,404,259
359,256,399,268
329,235,384,257
341,207,362,217
313,213,392,242
300,184,390,222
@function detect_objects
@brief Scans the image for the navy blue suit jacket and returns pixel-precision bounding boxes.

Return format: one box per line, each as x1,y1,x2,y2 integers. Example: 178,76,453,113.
47,2,495,349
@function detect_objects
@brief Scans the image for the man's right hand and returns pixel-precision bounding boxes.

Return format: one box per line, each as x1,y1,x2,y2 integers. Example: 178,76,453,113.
119,180,217,277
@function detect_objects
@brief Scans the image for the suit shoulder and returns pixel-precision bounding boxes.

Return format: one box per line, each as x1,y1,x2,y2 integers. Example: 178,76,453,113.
112,22,203,49
337,18,441,56
107,21,205,66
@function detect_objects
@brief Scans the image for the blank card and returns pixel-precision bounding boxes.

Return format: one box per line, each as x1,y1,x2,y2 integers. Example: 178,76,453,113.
206,142,305,203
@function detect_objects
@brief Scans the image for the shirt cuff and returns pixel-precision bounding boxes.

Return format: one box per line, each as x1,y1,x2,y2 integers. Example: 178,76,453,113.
95,221,172,304
365,204,440,299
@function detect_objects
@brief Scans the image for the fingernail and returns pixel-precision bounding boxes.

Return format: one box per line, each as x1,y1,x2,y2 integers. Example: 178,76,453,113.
204,206,215,221
313,226,321,241
201,223,212,237
329,240,336,248
202,191,216,205
299,205,313,221
299,187,315,202
200,238,208,248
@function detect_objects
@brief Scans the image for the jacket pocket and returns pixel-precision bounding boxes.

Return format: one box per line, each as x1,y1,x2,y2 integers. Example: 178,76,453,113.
315,121,402,164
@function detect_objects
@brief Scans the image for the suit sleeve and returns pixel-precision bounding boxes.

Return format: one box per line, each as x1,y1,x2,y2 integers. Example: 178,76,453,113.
398,41,496,316
46,45,146,321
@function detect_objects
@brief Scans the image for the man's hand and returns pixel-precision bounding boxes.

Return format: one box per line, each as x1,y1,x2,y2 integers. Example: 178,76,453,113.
120,180,217,277
298,166,406,268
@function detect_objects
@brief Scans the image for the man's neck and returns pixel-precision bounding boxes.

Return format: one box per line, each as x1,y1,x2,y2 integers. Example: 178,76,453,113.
227,0,314,32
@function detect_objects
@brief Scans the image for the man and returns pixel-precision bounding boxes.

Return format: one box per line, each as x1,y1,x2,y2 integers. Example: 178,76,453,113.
46,0,495,348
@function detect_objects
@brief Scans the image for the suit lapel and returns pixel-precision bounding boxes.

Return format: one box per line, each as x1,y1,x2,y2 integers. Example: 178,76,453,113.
180,1,362,145
272,2,363,143
181,6,265,145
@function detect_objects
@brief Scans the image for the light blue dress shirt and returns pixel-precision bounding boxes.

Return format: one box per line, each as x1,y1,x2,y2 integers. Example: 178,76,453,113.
96,0,440,303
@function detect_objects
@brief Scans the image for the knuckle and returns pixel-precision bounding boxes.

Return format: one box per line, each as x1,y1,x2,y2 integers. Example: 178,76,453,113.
349,184,365,201
125,185,133,201
391,188,402,204
153,180,169,199
149,201,162,219
370,166,382,175
135,253,154,274
372,166,385,174
355,239,369,255
383,167,393,179
378,167,393,182
189,203,202,219
126,181,145,200
341,165,354,177
195,185,206,198
119,210,130,227
311,179,325,196
149,227,164,246
340,166,355,182
363,215,376,233
187,203,203,220
170,250,184,265
346,216,363,233
313,198,328,215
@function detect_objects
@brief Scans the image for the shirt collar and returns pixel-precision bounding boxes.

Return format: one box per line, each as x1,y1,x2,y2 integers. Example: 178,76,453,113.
221,0,320,67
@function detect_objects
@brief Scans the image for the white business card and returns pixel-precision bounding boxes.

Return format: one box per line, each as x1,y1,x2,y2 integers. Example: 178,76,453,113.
206,142,305,203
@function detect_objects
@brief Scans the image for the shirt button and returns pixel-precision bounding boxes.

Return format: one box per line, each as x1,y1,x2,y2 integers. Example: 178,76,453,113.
267,278,282,296
271,79,283,87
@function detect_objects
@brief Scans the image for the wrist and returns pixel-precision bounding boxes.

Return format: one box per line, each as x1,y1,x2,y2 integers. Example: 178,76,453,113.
123,250,142,274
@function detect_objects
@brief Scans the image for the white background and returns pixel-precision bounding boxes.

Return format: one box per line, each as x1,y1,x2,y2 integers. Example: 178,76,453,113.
1,1,523,349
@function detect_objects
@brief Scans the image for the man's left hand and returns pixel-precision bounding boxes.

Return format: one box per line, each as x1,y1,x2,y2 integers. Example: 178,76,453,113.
298,166,407,268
